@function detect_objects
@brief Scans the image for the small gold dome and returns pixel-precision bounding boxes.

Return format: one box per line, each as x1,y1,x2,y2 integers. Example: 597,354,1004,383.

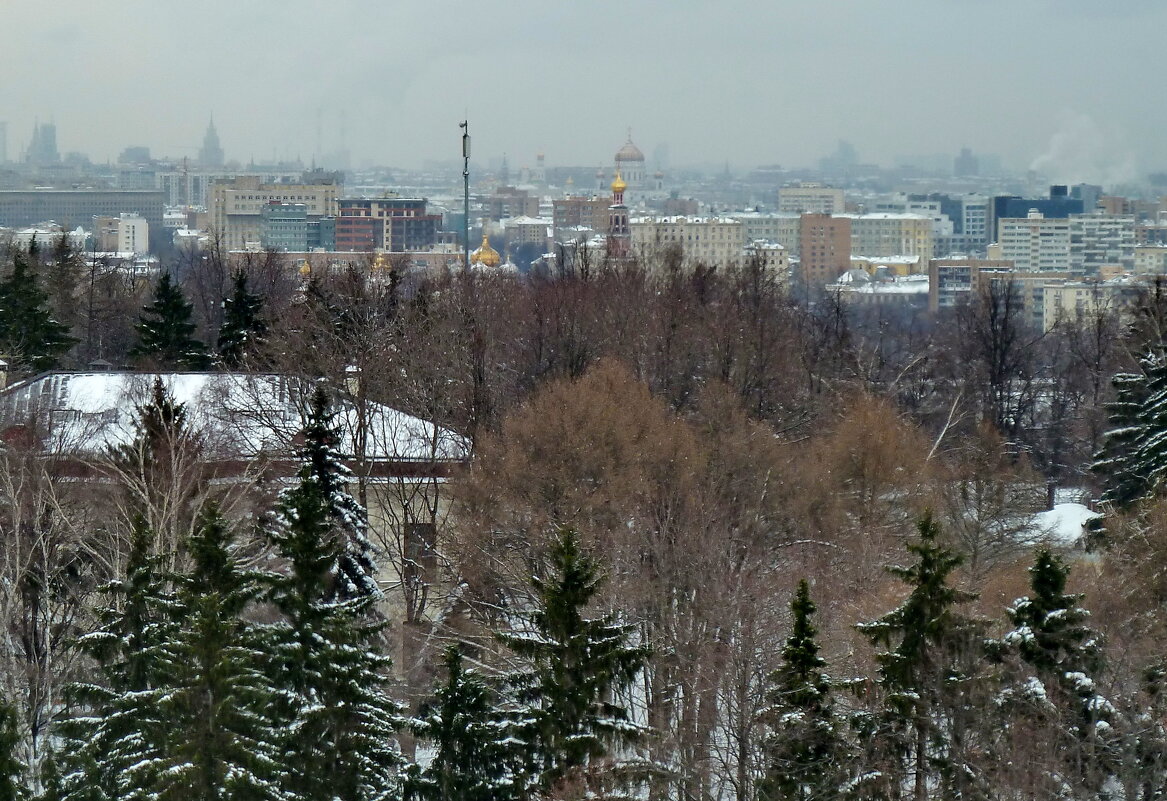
471,234,501,268
372,252,388,271
298,260,311,276
611,170,627,194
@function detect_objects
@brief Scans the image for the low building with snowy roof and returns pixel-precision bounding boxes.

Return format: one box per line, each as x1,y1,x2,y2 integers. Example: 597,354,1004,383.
0,370,468,479
826,272,929,307
0,370,472,678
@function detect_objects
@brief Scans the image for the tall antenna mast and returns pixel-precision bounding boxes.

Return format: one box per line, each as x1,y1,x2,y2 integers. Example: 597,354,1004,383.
461,120,470,270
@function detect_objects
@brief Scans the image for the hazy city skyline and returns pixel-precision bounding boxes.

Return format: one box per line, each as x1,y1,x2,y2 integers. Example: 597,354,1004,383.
2,0,1164,184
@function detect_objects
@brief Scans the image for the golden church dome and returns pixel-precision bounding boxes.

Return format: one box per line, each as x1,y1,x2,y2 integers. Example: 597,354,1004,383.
610,170,627,194
471,234,501,267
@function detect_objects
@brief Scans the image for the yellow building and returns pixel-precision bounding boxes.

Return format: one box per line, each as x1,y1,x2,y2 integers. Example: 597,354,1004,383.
845,213,934,260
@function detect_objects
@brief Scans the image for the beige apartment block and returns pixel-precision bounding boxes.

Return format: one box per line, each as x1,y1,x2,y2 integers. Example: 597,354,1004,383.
1042,278,1144,332
778,182,845,215
997,210,1072,273
1135,244,1167,275
728,211,801,255
210,176,339,249
630,216,746,267
744,240,790,280
846,213,934,260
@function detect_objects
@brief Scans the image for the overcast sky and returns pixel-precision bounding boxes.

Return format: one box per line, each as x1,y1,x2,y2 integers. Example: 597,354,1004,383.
2,0,1163,183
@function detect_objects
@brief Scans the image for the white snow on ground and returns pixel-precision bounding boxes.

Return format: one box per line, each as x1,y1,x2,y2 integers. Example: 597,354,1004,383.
1033,503,1101,547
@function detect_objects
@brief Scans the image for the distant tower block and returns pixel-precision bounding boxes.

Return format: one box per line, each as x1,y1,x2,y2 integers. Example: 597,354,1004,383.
199,116,225,167
534,152,546,184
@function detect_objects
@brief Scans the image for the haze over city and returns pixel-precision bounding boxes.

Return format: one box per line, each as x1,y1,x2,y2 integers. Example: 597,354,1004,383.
4,0,1166,181
9,3,1167,801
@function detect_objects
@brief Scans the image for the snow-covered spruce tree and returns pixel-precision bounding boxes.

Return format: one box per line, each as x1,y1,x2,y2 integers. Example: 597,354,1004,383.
286,384,378,601
0,250,76,373
217,269,266,367
990,547,1119,798
57,515,180,801
1091,347,1167,513
0,694,27,801
759,579,846,801
853,514,990,801
123,503,286,801
263,384,400,801
497,527,649,798
405,647,521,801
129,272,210,370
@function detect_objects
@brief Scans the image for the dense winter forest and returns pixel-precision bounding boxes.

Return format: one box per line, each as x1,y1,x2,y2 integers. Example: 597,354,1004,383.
3,237,1167,800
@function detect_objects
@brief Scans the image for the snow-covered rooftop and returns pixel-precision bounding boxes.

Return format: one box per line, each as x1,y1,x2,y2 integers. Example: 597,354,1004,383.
0,372,468,468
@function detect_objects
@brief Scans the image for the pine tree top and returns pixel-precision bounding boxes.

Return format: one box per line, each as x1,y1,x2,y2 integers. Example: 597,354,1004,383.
858,514,982,694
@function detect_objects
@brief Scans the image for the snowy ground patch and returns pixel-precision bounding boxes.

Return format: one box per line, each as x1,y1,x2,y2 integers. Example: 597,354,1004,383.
1032,503,1101,547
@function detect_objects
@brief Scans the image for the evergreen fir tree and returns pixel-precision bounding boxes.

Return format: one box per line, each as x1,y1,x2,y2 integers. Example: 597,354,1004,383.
497,527,648,797
107,378,203,567
285,385,378,601
991,548,1119,798
57,515,179,801
111,377,200,473
0,251,77,372
130,273,210,369
854,514,989,801
263,385,400,801
760,580,844,801
44,233,84,334
406,647,520,801
139,504,286,801
1093,348,1167,510
0,694,26,801
217,269,266,366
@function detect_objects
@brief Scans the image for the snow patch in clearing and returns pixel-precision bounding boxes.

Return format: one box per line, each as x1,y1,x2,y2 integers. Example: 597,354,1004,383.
1033,503,1101,546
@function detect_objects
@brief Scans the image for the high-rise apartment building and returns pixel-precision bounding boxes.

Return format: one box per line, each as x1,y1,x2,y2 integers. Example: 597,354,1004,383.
798,213,852,289
1069,214,1135,274
997,211,1072,273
